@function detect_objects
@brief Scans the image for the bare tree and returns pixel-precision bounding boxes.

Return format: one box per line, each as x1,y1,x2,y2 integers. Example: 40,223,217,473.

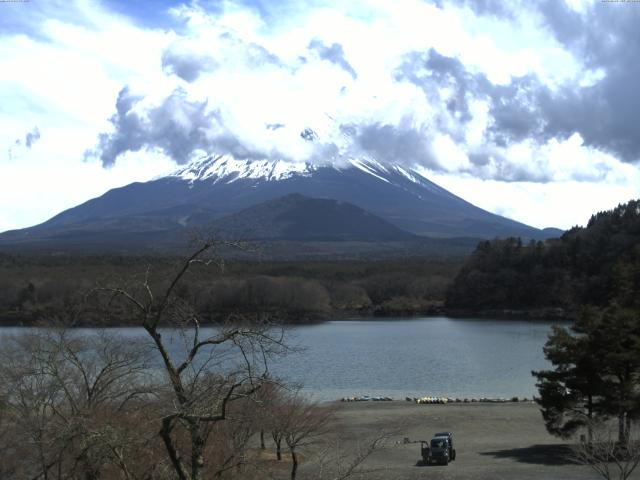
254,384,389,480
98,241,288,480
263,388,287,462
309,430,396,480
205,398,258,478
259,387,334,480
282,394,334,480
0,328,158,480
251,377,281,452
570,420,640,480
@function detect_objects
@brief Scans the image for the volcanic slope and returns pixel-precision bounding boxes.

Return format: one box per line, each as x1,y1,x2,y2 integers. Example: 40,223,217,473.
210,193,419,242
0,154,561,249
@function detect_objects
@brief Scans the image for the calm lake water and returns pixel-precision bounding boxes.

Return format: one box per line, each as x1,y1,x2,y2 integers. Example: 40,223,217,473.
0,317,562,401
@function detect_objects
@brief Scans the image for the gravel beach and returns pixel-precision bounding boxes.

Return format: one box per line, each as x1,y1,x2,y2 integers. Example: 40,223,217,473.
316,400,640,480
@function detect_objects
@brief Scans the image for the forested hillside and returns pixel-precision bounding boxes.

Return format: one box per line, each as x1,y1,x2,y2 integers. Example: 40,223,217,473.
446,200,640,314
0,254,459,325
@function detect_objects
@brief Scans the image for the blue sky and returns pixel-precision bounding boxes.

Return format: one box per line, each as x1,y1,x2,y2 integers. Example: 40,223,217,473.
1,0,639,232
104,0,183,27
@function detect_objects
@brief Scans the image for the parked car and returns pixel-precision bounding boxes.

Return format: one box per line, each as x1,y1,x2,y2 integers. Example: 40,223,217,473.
421,432,456,465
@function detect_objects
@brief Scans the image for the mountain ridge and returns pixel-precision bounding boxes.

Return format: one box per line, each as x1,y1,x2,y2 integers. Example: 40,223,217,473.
211,193,418,242
0,155,563,253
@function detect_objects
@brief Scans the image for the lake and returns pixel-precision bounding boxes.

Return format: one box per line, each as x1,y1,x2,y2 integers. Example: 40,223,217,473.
0,317,562,401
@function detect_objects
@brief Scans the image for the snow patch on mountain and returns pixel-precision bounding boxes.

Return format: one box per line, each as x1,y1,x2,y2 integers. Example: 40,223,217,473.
167,152,451,198
347,158,391,184
171,154,315,183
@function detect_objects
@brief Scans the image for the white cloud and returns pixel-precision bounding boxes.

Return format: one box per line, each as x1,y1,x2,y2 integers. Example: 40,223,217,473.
0,0,176,231
0,144,174,233
431,134,471,172
421,167,640,230
445,2,581,86
564,0,591,14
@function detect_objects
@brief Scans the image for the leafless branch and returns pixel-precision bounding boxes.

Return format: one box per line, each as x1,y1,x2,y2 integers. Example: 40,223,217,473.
569,420,640,480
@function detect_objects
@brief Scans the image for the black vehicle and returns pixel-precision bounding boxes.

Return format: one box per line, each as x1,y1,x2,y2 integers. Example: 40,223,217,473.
421,432,456,465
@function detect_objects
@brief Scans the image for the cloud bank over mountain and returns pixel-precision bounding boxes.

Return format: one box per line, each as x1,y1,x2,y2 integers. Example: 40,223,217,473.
84,1,640,184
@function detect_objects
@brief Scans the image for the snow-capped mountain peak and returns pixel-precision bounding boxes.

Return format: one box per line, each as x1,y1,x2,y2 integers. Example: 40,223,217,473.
166,118,439,189
167,154,456,207
170,154,317,184
169,153,427,186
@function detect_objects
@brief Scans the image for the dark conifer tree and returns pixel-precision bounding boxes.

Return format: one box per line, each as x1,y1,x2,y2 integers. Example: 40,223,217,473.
590,307,640,444
534,307,640,444
533,318,604,440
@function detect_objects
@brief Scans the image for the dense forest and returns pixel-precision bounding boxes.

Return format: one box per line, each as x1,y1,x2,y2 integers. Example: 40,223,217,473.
446,199,640,316
0,253,460,326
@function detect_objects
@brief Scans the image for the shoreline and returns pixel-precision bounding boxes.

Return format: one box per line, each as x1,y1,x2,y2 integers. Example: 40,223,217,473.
0,307,573,328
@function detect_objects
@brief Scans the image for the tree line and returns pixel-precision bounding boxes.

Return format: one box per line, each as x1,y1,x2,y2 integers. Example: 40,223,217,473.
446,199,640,315
0,255,459,326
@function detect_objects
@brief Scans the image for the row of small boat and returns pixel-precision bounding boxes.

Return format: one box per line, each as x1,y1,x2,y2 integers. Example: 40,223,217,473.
340,395,393,402
409,396,528,404
340,395,530,403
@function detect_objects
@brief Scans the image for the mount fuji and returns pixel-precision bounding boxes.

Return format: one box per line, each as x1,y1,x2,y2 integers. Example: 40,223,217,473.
0,150,561,254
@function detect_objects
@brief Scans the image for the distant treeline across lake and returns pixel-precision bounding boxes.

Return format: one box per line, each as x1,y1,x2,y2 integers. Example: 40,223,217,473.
0,255,460,325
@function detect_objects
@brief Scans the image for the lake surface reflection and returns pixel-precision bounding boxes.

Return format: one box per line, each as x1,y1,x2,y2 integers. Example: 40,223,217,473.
0,317,562,401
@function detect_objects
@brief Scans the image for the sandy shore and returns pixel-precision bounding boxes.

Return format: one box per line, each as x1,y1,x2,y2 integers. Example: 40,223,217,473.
314,400,638,480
